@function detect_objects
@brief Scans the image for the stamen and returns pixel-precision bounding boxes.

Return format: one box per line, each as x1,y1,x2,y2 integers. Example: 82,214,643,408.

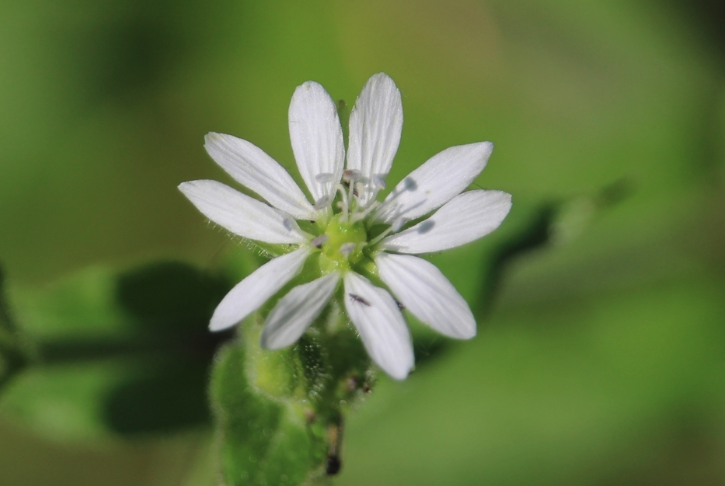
339,242,357,256
335,184,349,220
371,183,413,226
367,174,388,203
379,176,416,212
316,173,335,183
349,180,358,208
392,217,409,232
353,173,386,214
368,217,408,247
342,169,360,183
282,217,295,231
404,177,418,191
310,234,328,248
314,195,333,210
350,201,380,223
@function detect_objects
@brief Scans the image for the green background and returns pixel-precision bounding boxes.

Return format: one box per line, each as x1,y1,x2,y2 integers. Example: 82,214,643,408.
1,0,725,484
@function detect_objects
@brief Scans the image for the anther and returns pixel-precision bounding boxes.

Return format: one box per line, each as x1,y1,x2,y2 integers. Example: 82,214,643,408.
342,169,360,182
282,217,295,231
392,217,409,232
335,184,349,219
316,173,335,183
310,234,328,248
373,174,387,190
314,195,333,210
404,177,418,191
339,242,357,256
350,200,380,223
368,218,406,247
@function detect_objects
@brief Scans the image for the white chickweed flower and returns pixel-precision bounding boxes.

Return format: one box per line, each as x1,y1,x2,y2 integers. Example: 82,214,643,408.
179,73,512,380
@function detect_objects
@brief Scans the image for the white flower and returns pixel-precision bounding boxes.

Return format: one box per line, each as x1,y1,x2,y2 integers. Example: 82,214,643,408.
179,73,512,380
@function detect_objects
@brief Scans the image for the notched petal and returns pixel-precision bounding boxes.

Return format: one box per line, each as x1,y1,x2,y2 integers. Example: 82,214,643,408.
178,180,307,244
204,132,316,220
380,190,512,254
347,73,403,206
289,81,345,202
260,272,340,349
343,272,414,380
373,142,493,224
209,248,310,332
376,253,476,339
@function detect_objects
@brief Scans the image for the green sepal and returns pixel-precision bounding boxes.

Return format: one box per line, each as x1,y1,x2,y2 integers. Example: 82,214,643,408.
210,299,375,485
211,339,326,486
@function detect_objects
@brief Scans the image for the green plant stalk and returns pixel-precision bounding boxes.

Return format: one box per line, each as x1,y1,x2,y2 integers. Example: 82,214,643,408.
210,297,375,485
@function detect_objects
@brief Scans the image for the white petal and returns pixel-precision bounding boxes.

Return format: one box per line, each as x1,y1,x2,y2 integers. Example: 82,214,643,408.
289,82,345,204
179,180,307,244
261,272,340,349
204,132,316,220
210,248,310,331
347,73,403,206
380,190,512,254
372,142,493,224
343,272,414,380
375,253,475,339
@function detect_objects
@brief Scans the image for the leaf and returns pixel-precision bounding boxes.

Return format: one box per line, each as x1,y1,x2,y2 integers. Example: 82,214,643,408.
0,265,29,393
337,275,725,486
1,261,234,440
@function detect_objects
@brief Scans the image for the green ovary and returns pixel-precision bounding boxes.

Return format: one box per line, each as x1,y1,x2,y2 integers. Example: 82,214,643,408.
318,214,368,273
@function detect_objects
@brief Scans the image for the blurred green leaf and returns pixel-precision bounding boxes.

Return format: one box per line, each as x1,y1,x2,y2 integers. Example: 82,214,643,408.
0,266,29,392
338,274,725,486
1,261,233,440
1,0,724,484
116,261,229,332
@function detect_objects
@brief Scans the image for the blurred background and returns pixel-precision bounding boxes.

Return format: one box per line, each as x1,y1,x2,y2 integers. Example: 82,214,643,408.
1,0,725,484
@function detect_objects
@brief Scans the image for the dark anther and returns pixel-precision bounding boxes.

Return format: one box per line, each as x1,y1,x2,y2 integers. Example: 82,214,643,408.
310,234,328,248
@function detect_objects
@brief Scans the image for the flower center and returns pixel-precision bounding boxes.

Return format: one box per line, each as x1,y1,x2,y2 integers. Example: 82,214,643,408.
318,213,367,273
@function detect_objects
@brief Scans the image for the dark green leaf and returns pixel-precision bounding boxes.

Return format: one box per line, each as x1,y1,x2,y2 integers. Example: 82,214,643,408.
0,265,29,392
1,261,234,439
